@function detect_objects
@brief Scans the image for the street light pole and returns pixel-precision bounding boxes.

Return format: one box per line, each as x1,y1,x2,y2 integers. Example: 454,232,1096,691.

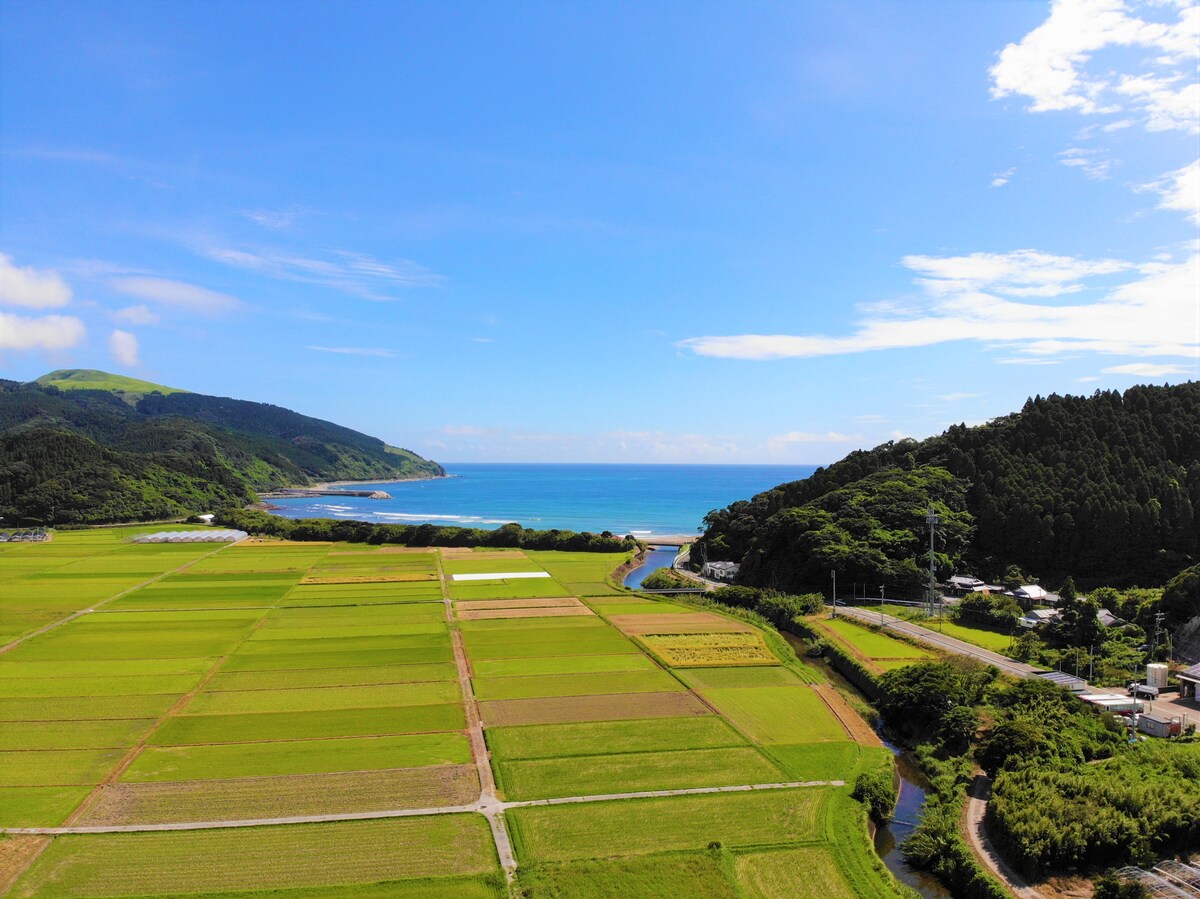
926,507,940,619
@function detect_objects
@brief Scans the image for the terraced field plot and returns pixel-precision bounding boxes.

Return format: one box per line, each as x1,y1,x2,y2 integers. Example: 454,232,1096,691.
1,532,905,898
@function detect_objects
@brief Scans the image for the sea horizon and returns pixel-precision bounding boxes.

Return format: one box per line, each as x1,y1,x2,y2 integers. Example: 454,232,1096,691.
270,461,820,536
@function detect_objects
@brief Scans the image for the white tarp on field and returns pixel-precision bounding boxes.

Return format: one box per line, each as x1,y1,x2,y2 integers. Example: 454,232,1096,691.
451,571,552,581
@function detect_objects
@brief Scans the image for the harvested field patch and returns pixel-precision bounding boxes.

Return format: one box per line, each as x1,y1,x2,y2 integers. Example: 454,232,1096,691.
734,846,857,899
488,716,746,760
507,788,826,863
497,746,783,800
151,703,466,745
0,835,50,895
77,765,480,825
455,597,582,611
458,606,594,621
123,731,472,781
472,669,681,702
9,814,500,897
516,851,740,899
699,687,849,744
300,574,437,584
180,680,461,715
638,633,777,667
471,654,652,679
206,662,456,691
592,602,693,616
481,691,710,726
610,613,753,635
813,684,882,747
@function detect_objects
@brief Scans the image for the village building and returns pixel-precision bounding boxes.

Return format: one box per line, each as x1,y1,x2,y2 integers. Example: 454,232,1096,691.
701,560,739,582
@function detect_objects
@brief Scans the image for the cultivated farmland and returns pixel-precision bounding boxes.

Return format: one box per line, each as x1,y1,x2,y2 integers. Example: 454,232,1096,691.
0,529,908,898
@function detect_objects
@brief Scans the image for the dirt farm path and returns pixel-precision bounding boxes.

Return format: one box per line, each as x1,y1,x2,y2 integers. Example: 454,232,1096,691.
963,774,1044,899
0,779,845,836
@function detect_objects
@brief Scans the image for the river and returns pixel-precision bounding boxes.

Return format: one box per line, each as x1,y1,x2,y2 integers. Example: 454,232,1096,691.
623,545,683,588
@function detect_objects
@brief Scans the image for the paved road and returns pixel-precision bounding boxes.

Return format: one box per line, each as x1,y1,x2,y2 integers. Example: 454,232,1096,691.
835,605,1040,679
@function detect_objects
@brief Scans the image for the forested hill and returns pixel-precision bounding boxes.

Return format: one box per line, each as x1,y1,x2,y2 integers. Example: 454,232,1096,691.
696,383,1200,590
0,373,445,525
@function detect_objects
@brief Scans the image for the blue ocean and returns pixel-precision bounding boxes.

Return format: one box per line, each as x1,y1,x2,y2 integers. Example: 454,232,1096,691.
268,463,818,536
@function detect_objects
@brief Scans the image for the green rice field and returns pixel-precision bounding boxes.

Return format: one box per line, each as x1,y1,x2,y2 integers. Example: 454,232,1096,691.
0,529,907,898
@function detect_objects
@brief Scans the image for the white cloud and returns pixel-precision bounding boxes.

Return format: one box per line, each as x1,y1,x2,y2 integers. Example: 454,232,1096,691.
113,304,160,326
1102,361,1194,376
765,431,862,452
991,167,1017,187
469,336,495,344
0,253,72,308
1077,375,1102,381
1144,158,1200,224
110,277,244,314
307,345,396,357
939,392,980,401
108,329,139,367
201,243,443,300
990,0,1200,134
678,248,1199,363
0,311,85,351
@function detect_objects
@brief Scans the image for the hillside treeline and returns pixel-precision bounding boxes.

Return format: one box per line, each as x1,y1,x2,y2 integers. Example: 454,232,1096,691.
215,508,640,553
695,383,1199,589
0,379,443,525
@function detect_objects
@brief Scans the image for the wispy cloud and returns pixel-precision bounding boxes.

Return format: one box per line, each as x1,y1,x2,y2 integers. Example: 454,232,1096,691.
112,304,160,326
1102,361,1195,377
990,0,1199,134
108,329,139,367
239,207,311,231
938,392,980,402
469,336,494,344
991,167,1017,188
110,277,245,315
678,249,1198,363
200,243,444,301
307,345,396,357
1059,147,1116,180
0,253,72,309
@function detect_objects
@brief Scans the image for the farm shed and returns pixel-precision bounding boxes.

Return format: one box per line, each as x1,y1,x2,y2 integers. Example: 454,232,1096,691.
1079,693,1142,715
1136,712,1182,738
1177,663,1200,700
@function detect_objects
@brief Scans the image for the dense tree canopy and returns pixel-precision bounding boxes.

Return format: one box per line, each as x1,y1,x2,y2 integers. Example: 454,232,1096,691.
695,384,1200,589
0,378,443,525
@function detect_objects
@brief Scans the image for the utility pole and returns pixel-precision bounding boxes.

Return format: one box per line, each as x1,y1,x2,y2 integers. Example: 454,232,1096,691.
880,584,885,626
1151,611,1165,661
926,507,940,619
831,569,837,615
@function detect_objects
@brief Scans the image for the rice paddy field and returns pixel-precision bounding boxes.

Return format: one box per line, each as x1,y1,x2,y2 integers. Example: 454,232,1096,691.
808,614,936,673
1,529,906,898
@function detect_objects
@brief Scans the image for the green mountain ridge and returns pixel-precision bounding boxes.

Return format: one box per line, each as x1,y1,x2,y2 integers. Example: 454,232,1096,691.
695,382,1200,590
0,371,444,525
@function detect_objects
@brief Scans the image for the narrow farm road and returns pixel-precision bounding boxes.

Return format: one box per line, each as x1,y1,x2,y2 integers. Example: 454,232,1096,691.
835,606,1039,679
964,775,1044,899
0,779,843,835
0,537,244,656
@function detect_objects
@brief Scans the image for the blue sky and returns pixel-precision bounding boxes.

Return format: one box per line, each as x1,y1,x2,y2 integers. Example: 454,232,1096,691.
2,0,1197,464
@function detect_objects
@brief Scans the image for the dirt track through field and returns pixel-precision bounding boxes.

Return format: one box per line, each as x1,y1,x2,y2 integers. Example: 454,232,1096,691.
1,778,843,835
812,684,882,747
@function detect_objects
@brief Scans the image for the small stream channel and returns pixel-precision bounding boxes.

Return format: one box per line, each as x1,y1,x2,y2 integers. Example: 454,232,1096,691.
875,740,953,898
623,545,682,588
